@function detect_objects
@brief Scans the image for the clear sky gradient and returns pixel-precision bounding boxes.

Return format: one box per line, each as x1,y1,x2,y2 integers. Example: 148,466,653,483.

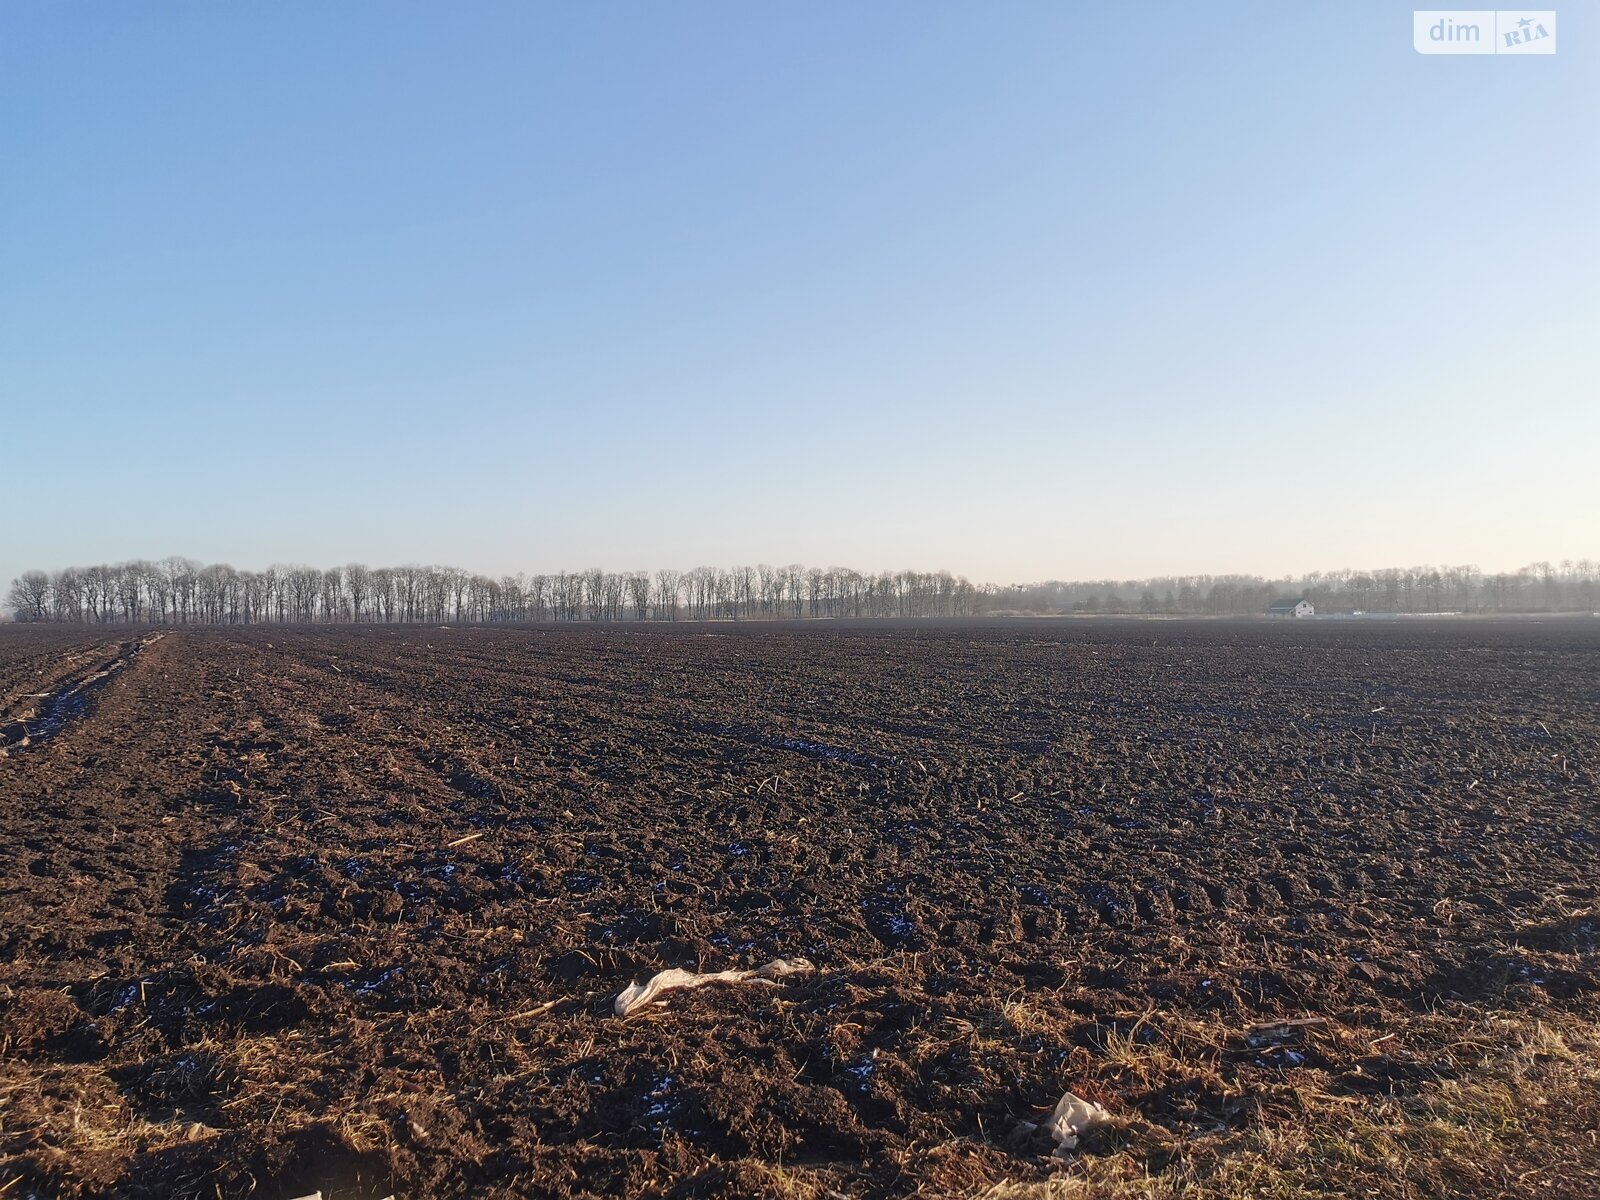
3,1,1596,588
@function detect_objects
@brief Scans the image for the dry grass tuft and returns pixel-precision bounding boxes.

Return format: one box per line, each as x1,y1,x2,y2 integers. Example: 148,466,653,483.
975,1005,1600,1200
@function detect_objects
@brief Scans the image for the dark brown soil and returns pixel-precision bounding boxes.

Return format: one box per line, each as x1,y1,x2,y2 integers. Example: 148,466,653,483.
1,620,1597,1198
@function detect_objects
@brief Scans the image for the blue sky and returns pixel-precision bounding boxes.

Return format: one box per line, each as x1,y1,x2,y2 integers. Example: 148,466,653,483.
3,1,1596,588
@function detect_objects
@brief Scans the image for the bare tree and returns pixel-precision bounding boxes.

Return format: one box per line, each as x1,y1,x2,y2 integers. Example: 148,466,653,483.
345,564,370,623
653,569,682,621
6,571,51,621
627,571,651,620
52,568,84,621
371,567,396,622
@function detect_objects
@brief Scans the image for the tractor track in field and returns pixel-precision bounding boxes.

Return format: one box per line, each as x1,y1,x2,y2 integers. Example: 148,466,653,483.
0,632,164,756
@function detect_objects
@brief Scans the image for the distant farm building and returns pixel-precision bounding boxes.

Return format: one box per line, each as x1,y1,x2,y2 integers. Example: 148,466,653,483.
1267,598,1315,618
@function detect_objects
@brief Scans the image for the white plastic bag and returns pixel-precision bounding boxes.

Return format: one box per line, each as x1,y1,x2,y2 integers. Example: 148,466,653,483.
613,957,812,1018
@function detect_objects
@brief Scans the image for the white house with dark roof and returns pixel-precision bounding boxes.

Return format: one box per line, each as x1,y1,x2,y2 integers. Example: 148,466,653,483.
1267,598,1315,618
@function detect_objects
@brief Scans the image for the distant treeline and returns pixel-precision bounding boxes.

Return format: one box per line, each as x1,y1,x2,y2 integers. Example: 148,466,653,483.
999,561,1599,617
4,561,982,624
5,558,1597,624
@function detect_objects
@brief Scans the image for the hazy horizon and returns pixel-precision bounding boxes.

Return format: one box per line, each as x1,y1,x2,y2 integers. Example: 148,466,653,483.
4,2,1597,591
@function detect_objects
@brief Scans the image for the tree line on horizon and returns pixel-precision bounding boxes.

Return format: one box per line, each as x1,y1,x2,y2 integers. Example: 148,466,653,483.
999,560,1599,618
4,557,1597,625
4,560,982,624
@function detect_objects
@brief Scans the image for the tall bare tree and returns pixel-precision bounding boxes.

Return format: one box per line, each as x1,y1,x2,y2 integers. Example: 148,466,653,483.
5,571,50,621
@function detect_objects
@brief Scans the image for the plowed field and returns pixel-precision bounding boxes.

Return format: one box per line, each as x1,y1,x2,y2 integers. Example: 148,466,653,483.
2,621,1597,1198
